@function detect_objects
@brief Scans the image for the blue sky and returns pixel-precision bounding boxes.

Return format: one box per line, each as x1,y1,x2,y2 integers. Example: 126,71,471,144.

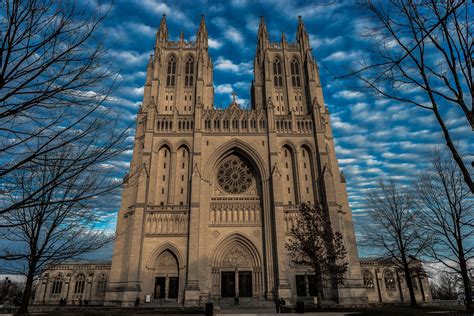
96,0,472,257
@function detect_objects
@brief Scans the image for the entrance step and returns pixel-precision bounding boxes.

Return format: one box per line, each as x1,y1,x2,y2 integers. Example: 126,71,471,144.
215,297,274,308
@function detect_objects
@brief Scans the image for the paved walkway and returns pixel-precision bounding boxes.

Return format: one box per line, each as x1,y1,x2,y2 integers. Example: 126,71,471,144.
216,308,360,315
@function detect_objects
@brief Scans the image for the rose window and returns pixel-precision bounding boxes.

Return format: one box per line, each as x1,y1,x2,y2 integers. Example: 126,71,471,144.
217,156,254,194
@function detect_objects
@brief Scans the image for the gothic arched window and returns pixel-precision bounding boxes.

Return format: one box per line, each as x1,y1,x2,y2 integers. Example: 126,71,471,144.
166,55,177,87
96,274,107,293
291,58,301,87
74,274,85,294
273,57,283,87
51,274,63,294
363,270,374,289
184,56,194,86
384,270,396,291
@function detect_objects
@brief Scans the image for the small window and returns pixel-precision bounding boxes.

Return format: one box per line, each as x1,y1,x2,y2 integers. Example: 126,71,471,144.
161,188,165,194
181,188,184,194
285,162,288,169
288,188,290,193
286,175,289,181
164,163,167,168
162,175,165,181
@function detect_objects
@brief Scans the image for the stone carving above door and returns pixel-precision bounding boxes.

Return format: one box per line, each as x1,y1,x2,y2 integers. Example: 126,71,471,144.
222,245,252,267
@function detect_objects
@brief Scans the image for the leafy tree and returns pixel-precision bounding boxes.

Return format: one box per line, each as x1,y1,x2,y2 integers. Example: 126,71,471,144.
285,203,348,308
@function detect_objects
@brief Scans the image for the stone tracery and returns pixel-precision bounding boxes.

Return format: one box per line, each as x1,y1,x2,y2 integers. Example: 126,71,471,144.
217,155,255,194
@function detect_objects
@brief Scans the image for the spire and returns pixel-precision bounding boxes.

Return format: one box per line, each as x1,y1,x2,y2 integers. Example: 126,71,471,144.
156,14,169,44
281,32,287,47
145,54,154,83
296,16,310,51
196,15,208,48
257,16,269,49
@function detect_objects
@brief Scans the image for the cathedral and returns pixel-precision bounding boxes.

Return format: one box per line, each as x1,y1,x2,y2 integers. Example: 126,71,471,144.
103,14,367,306
32,15,434,309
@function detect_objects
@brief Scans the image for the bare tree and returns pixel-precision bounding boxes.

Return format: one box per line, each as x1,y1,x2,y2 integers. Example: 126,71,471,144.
0,146,125,315
0,0,123,215
415,149,473,309
285,204,348,308
349,0,473,192
363,180,432,306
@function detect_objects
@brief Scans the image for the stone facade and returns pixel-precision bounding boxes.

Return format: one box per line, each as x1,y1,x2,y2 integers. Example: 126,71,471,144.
34,258,432,306
33,262,110,305
360,258,432,304
104,14,368,307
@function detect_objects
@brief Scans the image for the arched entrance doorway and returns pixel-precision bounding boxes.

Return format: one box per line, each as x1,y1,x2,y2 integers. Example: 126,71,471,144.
153,250,179,300
210,234,263,299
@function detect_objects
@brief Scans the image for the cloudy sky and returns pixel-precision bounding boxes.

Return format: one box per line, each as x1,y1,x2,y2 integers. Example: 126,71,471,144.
97,0,472,257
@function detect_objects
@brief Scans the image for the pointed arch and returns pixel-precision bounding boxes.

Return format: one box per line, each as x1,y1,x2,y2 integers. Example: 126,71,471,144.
203,139,268,182
166,54,177,86
211,233,262,268
184,54,195,87
155,144,172,205
291,57,301,87
175,144,190,205
280,144,298,204
146,242,185,269
299,144,316,205
273,56,283,87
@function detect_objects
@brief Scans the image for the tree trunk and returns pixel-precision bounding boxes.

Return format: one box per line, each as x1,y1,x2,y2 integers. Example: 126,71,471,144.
432,106,474,193
315,265,323,309
459,256,473,310
16,266,36,315
401,258,417,307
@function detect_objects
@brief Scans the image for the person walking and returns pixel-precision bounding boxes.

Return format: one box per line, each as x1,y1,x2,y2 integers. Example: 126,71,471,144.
274,296,281,313
234,295,240,308
135,297,140,307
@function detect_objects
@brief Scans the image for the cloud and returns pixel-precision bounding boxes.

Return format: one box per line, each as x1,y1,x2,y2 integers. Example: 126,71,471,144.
208,37,223,49
107,50,150,67
309,34,342,48
225,27,244,44
333,90,364,99
134,0,195,29
215,84,233,94
214,57,252,75
215,82,251,96
322,50,362,62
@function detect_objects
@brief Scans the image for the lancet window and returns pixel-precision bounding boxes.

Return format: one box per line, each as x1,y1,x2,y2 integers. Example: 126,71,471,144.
166,55,177,87
273,57,283,87
291,58,301,87
184,56,194,86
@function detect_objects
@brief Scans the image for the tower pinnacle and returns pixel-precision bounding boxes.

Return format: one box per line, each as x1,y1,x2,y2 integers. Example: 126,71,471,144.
156,14,169,45
296,15,310,51
196,15,208,48
257,16,269,49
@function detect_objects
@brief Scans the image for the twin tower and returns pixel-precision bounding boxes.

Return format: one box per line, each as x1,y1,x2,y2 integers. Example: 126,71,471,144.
105,15,367,306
